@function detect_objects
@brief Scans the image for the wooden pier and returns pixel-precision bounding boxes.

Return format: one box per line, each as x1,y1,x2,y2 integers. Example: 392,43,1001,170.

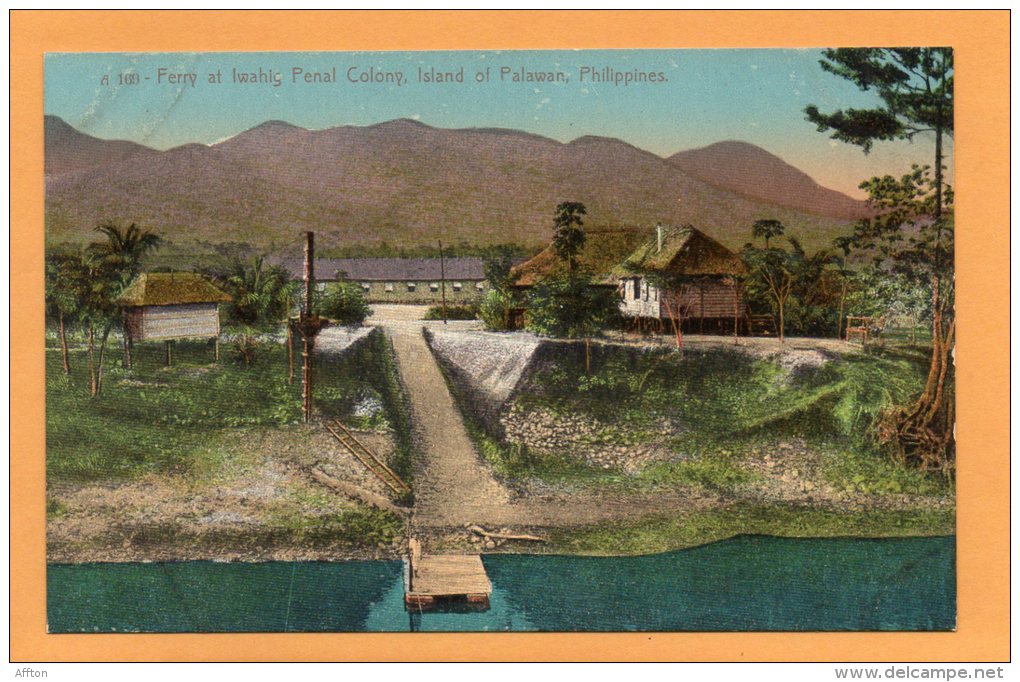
404,553,491,610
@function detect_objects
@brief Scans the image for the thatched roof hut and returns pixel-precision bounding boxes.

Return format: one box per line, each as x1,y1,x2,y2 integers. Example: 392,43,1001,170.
611,224,747,280
118,272,232,307
511,228,649,288
118,272,231,343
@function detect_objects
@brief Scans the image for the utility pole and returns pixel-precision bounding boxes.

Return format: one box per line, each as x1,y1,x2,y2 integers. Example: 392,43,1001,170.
438,239,448,324
292,231,328,423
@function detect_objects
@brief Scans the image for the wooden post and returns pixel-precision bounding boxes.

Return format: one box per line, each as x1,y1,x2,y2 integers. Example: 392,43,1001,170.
165,340,173,366
122,312,132,369
303,231,315,423
287,325,294,384
304,231,315,316
699,285,705,334
303,335,314,422
214,336,220,362
733,280,741,344
438,240,447,324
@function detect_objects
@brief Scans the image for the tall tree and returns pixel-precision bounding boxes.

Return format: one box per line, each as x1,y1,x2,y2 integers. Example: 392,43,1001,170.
68,251,122,397
741,239,798,343
87,221,163,368
552,202,587,273
752,219,786,249
806,47,955,473
45,253,81,375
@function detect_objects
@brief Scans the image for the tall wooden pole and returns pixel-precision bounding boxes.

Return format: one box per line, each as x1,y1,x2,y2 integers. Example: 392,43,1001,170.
438,240,447,324
302,231,315,423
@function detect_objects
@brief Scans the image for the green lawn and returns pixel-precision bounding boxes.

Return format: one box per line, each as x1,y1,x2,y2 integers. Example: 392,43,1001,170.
46,328,408,484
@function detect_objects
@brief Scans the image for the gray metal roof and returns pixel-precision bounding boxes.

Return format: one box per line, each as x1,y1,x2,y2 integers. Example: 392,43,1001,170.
276,257,486,282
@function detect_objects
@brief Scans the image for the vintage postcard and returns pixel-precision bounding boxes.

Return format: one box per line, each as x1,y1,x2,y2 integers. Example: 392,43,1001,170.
12,10,1010,663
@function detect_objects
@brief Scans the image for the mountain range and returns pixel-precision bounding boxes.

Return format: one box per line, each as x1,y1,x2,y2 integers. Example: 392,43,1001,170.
44,115,866,254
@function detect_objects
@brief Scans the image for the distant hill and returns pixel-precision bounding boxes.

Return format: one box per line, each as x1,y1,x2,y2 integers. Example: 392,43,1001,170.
45,115,158,177
668,141,867,221
45,117,859,254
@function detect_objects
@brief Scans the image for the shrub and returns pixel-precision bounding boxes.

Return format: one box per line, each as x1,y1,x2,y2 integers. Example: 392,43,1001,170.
478,288,517,331
316,280,371,327
423,304,477,320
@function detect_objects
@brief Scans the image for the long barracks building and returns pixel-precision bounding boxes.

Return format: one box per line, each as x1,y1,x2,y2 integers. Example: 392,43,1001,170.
276,257,488,305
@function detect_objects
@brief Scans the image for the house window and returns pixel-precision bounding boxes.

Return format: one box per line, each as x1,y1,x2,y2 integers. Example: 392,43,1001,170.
360,282,371,293
475,282,485,291
316,283,327,293
452,282,463,292
385,282,394,293
633,278,641,300
429,282,440,292
406,283,416,292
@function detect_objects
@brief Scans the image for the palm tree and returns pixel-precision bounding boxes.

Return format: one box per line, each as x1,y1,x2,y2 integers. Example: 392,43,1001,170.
88,221,163,370
752,219,786,249
220,256,298,368
88,221,163,284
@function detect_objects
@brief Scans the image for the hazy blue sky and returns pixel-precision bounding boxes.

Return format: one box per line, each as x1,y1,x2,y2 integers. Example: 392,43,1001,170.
45,50,951,198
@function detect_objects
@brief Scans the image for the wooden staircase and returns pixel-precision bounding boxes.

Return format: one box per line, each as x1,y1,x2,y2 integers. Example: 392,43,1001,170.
325,419,411,496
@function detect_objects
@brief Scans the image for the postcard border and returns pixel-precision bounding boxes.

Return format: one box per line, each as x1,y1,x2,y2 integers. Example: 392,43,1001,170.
11,9,1010,662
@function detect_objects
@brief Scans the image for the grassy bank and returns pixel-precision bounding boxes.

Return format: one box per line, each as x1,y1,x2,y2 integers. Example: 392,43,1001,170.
548,505,956,556
46,328,405,482
46,328,412,559
441,338,951,509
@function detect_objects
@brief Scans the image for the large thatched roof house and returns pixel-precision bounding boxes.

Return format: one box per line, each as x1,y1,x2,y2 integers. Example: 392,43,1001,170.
612,224,747,330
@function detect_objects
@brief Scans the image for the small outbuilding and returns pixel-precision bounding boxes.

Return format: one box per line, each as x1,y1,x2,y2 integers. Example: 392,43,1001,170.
118,272,232,365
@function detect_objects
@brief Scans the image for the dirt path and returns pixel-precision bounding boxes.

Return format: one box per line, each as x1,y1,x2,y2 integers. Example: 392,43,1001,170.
377,315,719,530
384,322,519,527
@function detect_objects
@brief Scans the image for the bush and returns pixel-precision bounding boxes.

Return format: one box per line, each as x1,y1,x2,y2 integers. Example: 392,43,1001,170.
525,270,621,339
479,289,516,331
423,304,477,320
316,281,371,327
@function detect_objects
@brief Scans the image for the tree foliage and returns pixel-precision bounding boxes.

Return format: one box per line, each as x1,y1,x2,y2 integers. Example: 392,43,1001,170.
47,222,163,395
742,236,835,342
316,280,372,327
751,219,786,248
218,256,298,366
87,221,163,286
805,48,953,153
807,47,955,475
525,269,621,342
480,245,521,331
551,201,587,272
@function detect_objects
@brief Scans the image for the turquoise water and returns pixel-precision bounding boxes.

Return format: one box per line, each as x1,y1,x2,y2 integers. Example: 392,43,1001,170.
47,535,955,632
